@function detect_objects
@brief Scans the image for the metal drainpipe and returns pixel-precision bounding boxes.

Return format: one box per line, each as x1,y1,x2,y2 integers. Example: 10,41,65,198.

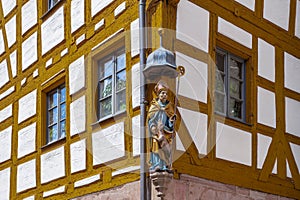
139,0,147,199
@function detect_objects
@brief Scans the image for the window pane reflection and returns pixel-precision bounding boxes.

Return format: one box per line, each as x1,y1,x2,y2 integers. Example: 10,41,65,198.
116,70,126,91
229,98,242,118
48,125,58,142
100,97,112,118
116,90,126,112
117,53,126,71
100,78,112,98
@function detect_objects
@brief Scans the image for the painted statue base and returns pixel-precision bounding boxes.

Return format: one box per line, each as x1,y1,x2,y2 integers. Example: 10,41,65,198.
150,171,173,199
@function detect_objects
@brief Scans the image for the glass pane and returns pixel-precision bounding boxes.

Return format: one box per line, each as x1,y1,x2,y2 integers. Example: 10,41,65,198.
215,72,225,92
117,53,126,71
48,125,58,142
116,90,126,112
49,108,58,125
48,92,58,108
100,97,112,118
216,52,225,72
230,58,243,79
60,86,66,103
100,78,112,98
60,120,66,139
229,78,242,99
215,92,225,114
99,59,113,79
49,0,60,9
229,98,242,119
60,103,66,120
116,70,126,91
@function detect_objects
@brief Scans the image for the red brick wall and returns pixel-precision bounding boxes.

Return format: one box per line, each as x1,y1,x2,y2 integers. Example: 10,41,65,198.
72,174,295,200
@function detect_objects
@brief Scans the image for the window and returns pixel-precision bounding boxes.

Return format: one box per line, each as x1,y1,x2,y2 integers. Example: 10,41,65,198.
215,48,246,121
97,48,126,120
46,84,66,144
46,0,60,11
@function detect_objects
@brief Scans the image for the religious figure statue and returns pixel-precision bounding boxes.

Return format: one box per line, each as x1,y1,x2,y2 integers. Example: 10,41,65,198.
147,80,176,173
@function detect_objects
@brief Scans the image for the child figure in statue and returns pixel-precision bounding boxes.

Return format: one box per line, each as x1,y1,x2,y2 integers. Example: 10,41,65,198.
147,80,176,173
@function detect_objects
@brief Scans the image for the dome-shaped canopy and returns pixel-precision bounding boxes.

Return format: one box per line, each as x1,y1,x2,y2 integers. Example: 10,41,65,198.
143,46,178,80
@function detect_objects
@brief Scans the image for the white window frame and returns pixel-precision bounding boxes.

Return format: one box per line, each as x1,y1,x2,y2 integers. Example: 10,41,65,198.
97,47,126,121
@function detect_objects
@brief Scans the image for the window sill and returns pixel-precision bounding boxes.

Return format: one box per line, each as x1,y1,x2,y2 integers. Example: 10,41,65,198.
91,110,127,127
215,112,253,127
41,137,66,151
41,0,66,21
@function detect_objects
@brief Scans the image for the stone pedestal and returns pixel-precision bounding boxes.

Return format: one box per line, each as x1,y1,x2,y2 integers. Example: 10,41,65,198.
150,171,173,199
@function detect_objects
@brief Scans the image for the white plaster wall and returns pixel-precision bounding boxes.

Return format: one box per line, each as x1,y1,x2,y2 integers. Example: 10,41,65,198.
130,19,139,57
258,38,275,82
287,158,292,178
10,50,17,77
0,126,12,163
70,95,86,136
0,168,10,200
114,2,126,17
71,0,85,33
61,48,68,57
132,115,140,156
263,0,290,30
43,186,65,197
290,143,300,174
0,30,5,55
2,0,16,17
45,58,53,68
0,59,9,88
69,56,85,95
76,34,85,45
296,0,300,38
70,139,86,173
21,77,27,86
22,32,37,71
257,134,272,169
23,196,34,200
177,0,209,52
257,87,276,128
74,175,100,188
33,69,38,78
41,146,65,183
176,52,207,103
18,123,36,158
5,15,16,48
284,52,300,93
91,0,113,16
218,17,252,49
131,63,140,109
178,107,208,155
18,90,37,124
17,159,36,192
285,97,300,137
0,86,15,100
112,166,140,177
0,104,12,123
95,19,105,31
22,0,37,35
216,123,251,166
41,6,64,55
175,131,185,151
92,122,125,165
235,0,255,11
